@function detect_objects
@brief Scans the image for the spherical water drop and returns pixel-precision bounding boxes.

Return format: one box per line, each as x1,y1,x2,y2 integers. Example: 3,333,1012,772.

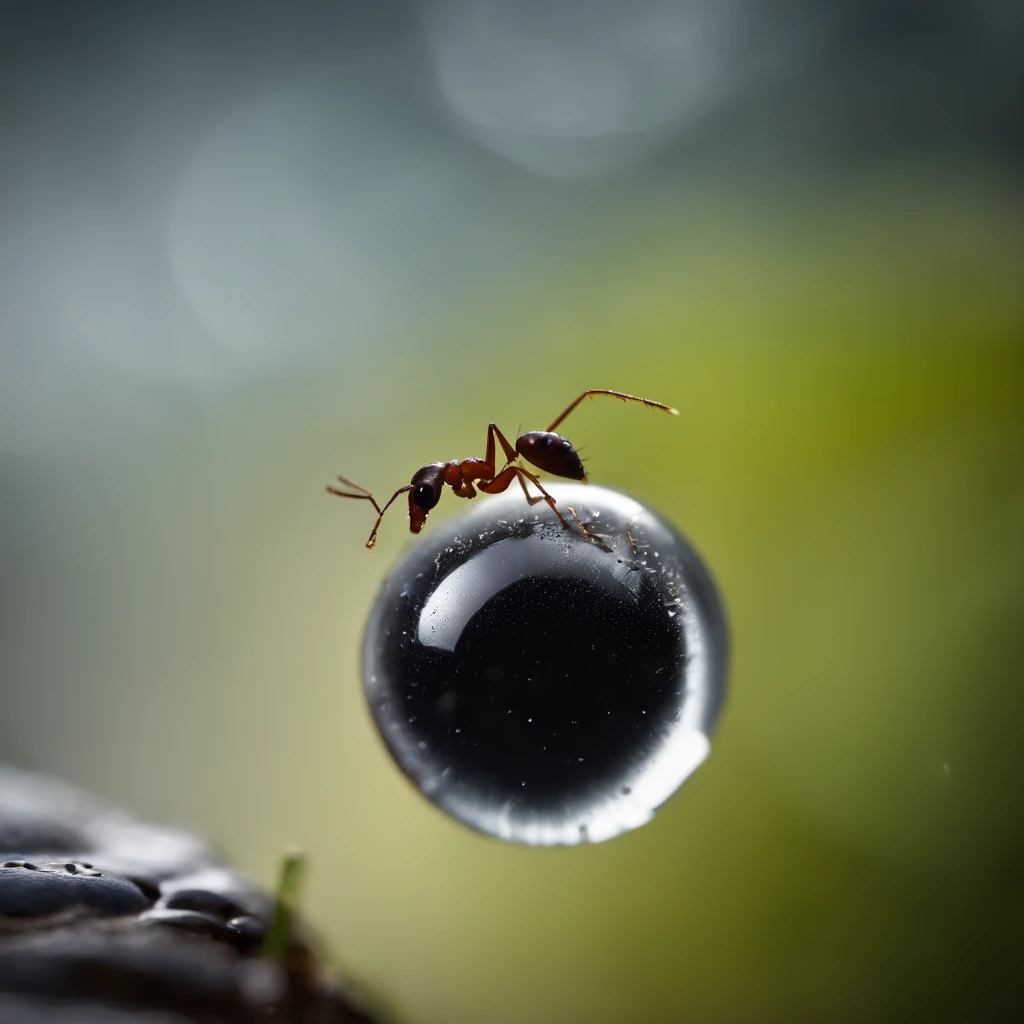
362,484,728,845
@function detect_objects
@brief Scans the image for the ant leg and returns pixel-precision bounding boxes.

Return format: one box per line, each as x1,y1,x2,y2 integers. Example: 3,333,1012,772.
568,506,612,550
516,467,570,530
568,506,597,540
456,425,519,491
515,472,545,507
483,422,519,476
626,520,640,556
479,465,570,530
546,390,678,433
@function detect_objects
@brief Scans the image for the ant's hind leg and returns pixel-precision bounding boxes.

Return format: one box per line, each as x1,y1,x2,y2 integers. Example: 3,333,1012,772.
546,390,679,433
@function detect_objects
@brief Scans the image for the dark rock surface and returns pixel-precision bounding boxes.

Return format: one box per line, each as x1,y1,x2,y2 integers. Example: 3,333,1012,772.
0,766,377,1024
0,862,150,918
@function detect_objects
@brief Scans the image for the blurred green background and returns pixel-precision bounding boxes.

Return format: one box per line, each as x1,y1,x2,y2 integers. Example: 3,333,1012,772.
2,2,1023,1022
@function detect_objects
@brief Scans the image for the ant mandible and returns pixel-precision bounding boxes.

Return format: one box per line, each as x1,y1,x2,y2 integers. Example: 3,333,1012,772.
327,389,677,550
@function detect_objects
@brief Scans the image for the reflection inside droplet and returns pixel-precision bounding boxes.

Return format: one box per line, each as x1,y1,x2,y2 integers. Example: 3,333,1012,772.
363,484,728,845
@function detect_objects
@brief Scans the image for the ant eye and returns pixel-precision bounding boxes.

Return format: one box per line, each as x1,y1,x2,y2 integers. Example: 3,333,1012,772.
414,484,437,508
363,484,728,845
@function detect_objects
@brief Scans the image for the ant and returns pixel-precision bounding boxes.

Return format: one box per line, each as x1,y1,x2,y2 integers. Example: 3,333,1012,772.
327,389,677,550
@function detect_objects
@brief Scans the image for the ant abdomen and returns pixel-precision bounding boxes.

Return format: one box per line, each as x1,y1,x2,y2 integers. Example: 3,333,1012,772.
516,431,587,481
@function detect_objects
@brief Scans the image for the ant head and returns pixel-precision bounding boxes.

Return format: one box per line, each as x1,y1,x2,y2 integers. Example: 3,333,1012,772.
516,431,587,482
408,463,446,533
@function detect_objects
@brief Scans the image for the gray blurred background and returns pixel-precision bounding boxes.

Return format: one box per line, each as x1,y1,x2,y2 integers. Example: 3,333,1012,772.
2,2,1023,1021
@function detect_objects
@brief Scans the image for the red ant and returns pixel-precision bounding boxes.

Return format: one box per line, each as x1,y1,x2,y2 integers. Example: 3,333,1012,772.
327,389,677,550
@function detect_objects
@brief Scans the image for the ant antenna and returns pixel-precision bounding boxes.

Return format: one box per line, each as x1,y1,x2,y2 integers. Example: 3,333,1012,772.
326,475,382,514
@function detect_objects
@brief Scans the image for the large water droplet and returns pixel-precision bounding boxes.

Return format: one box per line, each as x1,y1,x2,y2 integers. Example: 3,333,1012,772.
363,484,728,845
